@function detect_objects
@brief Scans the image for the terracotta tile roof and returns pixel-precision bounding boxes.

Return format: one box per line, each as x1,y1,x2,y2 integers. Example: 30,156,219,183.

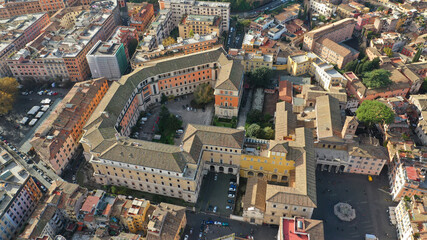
81,196,100,213
315,95,343,140
242,177,267,212
305,18,355,39
316,37,351,57
275,102,296,141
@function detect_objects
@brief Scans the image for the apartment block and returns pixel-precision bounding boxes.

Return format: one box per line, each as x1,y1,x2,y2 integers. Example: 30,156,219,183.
128,2,154,35
132,32,218,68
241,31,280,56
250,15,275,32
159,0,230,31
81,48,244,203
278,217,324,240
287,52,346,90
395,195,427,240
310,0,337,18
146,9,174,47
0,13,50,77
178,15,222,39
7,0,121,82
303,18,358,69
87,41,129,80
0,148,43,240
121,198,151,233
31,78,109,174
109,26,139,60
147,203,186,240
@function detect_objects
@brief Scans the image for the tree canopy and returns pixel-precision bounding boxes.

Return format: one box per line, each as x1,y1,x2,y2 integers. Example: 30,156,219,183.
193,83,214,105
162,37,176,47
246,123,261,137
356,100,395,126
383,47,393,57
0,77,19,115
248,67,273,88
362,69,392,88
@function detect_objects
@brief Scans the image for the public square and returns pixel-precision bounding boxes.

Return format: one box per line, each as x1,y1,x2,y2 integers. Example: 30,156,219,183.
312,170,397,240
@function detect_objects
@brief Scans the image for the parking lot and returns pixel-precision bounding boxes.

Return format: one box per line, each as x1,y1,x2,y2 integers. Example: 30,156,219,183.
183,211,278,240
135,94,214,144
0,87,68,149
196,172,237,217
312,170,397,240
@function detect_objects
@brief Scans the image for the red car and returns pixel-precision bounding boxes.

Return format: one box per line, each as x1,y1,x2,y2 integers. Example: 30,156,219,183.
52,92,58,96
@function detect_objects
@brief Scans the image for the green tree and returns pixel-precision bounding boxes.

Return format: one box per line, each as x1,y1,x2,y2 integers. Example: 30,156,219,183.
297,8,302,19
246,123,261,137
362,69,392,88
262,126,274,139
247,109,264,124
160,93,168,104
344,59,358,72
421,77,427,93
248,67,273,88
384,47,393,57
162,37,176,47
356,100,395,126
0,77,19,115
189,29,194,38
193,83,214,105
372,57,380,69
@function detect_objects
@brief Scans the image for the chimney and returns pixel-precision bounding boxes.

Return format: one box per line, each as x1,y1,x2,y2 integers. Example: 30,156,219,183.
102,111,109,118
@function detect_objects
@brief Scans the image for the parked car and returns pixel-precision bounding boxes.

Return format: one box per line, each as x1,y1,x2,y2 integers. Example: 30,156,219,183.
228,187,236,192
214,174,218,181
214,221,221,225
226,205,233,210
184,235,189,240
228,193,235,198
199,232,203,238
206,221,214,225
222,222,229,226
230,184,237,188
227,199,234,204
213,206,217,213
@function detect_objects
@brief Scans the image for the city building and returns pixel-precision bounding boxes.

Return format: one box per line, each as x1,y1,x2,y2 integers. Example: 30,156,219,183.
395,195,427,240
6,0,121,82
274,4,300,25
310,0,337,18
344,65,412,103
132,32,219,68
250,15,275,32
81,48,244,203
303,18,358,69
278,217,324,240
242,127,318,225
146,203,186,240
230,50,273,72
178,15,222,39
0,149,43,240
121,198,151,233
0,0,70,19
87,41,129,80
159,0,230,31
336,4,360,18
109,26,139,60
0,13,50,77
146,9,174,47
31,78,109,174
267,24,287,40
278,76,311,103
287,52,346,90
18,202,64,240
128,3,155,35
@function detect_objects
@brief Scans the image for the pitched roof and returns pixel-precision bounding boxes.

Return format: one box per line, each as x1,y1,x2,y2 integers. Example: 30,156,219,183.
267,128,317,208
215,60,244,91
98,139,196,172
242,177,267,212
81,196,100,213
275,101,297,140
316,37,351,57
315,95,343,140
182,124,245,149
347,143,389,160
305,18,355,39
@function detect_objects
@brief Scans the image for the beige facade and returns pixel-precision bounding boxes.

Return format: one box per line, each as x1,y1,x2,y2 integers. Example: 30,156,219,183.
178,15,222,39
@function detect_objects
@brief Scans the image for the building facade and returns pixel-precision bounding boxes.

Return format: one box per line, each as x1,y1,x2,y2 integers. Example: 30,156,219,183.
87,41,129,80
31,78,109,174
178,15,221,39
128,3,154,35
159,0,230,31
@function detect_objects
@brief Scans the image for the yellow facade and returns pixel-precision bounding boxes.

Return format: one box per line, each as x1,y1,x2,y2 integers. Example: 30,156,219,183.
125,199,150,233
243,55,273,72
240,150,296,182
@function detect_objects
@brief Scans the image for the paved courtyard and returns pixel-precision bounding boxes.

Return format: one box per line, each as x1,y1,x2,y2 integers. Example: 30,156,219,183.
196,172,236,217
136,94,214,144
312,170,397,240
183,211,278,240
